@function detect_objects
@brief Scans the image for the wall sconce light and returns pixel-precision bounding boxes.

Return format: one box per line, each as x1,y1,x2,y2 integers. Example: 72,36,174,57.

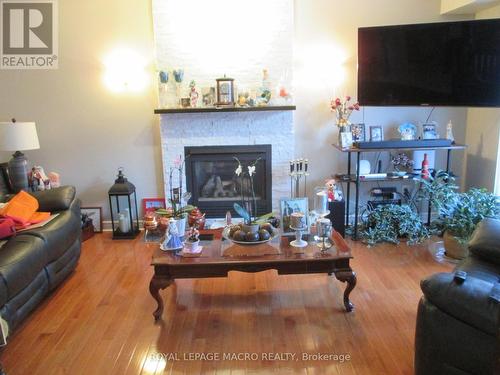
103,48,149,93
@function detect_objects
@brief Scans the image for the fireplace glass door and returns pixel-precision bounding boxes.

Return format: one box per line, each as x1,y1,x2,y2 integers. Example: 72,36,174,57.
185,145,272,218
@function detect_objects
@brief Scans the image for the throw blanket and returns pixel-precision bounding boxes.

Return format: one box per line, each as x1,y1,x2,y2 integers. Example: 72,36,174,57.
0,191,50,229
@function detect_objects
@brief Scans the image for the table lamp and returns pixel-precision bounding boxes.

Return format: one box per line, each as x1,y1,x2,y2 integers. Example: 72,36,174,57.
0,120,40,192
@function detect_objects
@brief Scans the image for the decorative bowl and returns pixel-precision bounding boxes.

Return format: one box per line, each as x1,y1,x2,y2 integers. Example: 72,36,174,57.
222,226,279,245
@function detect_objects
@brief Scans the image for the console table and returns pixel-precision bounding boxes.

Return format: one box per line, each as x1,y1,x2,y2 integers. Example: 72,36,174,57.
150,237,356,321
333,143,467,239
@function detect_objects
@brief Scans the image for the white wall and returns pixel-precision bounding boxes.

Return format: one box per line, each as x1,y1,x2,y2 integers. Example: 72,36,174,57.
0,0,161,220
464,4,500,191
0,0,475,221
293,0,468,205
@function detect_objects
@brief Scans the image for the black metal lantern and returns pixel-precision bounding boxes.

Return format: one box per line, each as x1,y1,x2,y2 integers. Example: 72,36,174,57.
108,168,140,239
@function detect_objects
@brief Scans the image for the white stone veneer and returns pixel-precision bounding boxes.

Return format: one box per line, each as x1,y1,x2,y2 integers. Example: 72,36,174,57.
160,111,294,213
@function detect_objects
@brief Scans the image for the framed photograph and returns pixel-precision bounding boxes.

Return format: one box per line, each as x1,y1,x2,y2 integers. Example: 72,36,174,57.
369,126,383,142
422,123,438,139
280,197,310,236
340,131,353,148
142,198,166,214
351,123,366,142
81,207,103,233
202,87,216,107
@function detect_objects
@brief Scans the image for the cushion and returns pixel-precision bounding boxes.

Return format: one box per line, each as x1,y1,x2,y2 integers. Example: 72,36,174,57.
420,272,499,336
468,218,500,266
0,235,47,300
18,209,81,262
29,186,76,212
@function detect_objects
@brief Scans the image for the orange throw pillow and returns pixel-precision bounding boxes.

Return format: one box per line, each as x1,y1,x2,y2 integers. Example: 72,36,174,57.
0,191,50,226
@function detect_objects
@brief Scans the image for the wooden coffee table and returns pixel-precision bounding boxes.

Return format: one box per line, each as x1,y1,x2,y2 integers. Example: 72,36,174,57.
149,236,356,321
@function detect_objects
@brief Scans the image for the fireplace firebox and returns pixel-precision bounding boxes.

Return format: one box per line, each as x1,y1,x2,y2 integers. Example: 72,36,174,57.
185,145,272,218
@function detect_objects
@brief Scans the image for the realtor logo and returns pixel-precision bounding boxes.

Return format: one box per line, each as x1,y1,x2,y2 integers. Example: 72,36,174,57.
1,0,58,69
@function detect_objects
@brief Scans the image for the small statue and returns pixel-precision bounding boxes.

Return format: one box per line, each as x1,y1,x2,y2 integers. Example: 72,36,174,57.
161,218,183,250
189,80,199,108
325,178,343,202
446,120,455,142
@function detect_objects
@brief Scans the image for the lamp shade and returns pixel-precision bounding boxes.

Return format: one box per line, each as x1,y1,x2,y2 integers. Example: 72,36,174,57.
0,122,40,151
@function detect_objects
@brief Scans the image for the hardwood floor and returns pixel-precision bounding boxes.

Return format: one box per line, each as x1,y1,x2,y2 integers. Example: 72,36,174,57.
0,234,453,375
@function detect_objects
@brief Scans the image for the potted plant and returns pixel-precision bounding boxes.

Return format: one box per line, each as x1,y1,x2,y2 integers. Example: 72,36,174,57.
155,155,196,236
418,171,500,259
360,204,429,246
184,226,200,252
233,156,261,234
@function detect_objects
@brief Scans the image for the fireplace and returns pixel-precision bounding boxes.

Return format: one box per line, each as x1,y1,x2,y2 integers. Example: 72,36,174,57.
185,145,272,218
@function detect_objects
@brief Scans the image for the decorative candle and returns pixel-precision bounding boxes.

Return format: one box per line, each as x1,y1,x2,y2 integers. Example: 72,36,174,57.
290,212,306,229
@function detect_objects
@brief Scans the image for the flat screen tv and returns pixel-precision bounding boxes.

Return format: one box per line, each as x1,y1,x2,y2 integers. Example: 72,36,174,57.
358,19,500,107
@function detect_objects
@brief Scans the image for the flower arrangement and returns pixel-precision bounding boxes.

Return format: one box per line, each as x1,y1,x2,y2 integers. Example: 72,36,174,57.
330,95,360,128
233,157,260,225
156,155,195,219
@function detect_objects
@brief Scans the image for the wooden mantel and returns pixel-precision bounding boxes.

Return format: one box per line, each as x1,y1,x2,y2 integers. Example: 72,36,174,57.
154,105,296,114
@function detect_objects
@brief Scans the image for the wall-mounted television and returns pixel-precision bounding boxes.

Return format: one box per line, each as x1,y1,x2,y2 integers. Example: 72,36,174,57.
358,19,500,107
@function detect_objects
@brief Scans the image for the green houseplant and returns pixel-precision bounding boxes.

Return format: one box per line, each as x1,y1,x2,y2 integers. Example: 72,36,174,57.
418,171,500,259
360,204,429,246
155,155,196,235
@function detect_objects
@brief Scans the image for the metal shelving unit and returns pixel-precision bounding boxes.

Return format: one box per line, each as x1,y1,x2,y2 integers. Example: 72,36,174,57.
333,143,467,239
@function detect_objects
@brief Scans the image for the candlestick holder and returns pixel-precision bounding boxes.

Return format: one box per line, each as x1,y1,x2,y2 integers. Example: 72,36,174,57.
290,224,308,249
315,218,332,252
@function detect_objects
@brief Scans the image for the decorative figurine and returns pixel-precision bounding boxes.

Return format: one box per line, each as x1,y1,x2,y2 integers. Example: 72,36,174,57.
189,80,199,108
48,172,60,188
398,123,417,140
325,178,342,202
161,218,183,251
446,120,455,142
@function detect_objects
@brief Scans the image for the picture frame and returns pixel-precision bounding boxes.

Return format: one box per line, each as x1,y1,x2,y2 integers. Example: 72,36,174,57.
202,87,216,107
280,197,310,236
142,198,166,214
81,207,103,233
351,123,366,142
340,131,353,148
369,126,383,142
422,123,438,139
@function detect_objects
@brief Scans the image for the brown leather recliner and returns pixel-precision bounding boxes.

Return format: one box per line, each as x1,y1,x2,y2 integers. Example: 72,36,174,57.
415,218,500,375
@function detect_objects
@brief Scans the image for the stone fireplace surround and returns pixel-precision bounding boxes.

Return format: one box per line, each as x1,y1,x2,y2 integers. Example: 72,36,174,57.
160,110,294,215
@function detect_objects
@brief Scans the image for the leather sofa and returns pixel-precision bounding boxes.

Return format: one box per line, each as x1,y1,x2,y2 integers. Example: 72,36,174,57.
415,218,500,375
0,186,81,332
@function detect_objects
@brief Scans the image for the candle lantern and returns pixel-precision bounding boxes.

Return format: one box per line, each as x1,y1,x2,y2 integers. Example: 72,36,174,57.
108,168,140,239
215,75,235,106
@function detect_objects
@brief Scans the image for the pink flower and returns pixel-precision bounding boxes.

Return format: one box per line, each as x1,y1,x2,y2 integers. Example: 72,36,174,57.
335,98,341,106
354,102,360,110
346,95,351,101
173,155,182,168
348,105,354,110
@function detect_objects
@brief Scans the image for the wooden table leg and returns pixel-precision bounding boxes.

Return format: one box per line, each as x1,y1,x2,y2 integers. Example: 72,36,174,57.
334,270,357,312
149,275,172,321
